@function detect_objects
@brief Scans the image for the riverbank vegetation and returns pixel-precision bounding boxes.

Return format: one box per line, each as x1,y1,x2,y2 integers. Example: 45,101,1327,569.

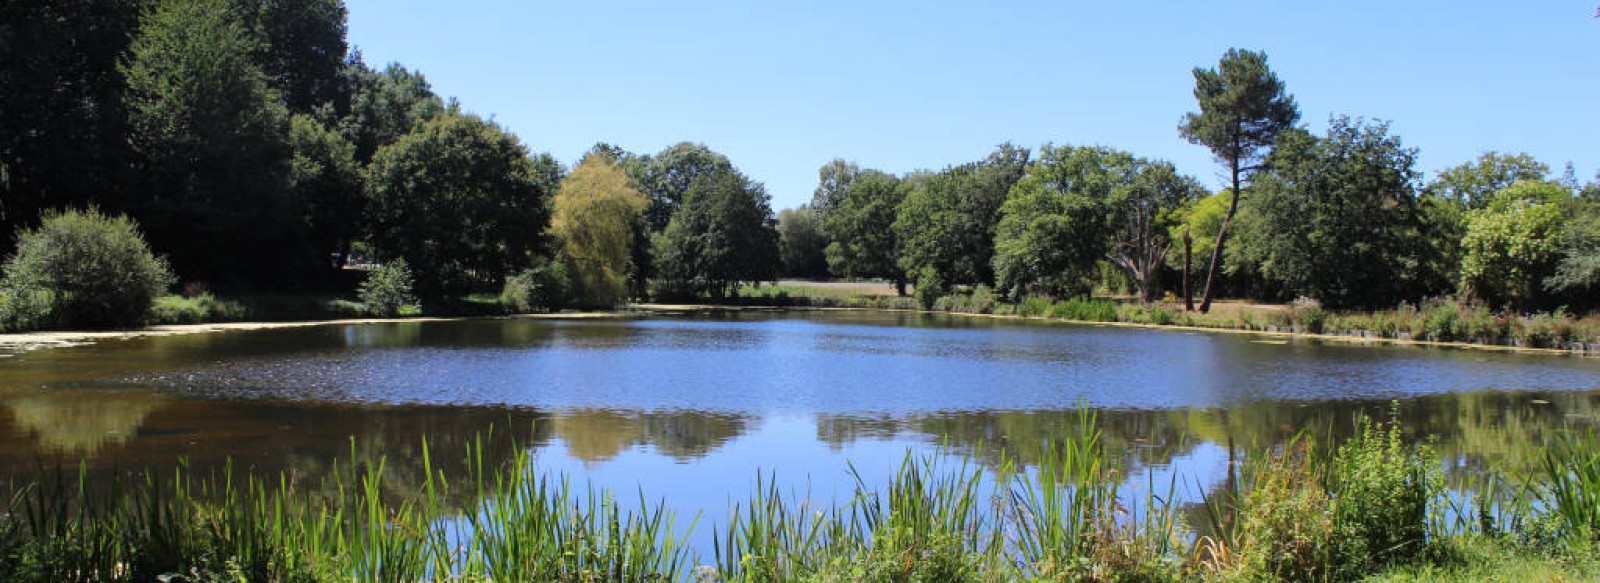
2,410,1597,582
4,1,1599,342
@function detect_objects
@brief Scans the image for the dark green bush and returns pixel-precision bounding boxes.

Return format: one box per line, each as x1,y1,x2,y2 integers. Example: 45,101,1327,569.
358,260,417,317
1,208,173,329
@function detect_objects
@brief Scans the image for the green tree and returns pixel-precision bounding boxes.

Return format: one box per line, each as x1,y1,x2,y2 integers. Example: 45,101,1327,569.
552,156,648,307
822,169,906,292
1110,161,1206,302
1427,151,1549,209
288,114,362,270
364,112,551,297
776,206,829,278
1459,180,1569,309
895,144,1030,288
637,142,735,232
652,171,779,298
1178,48,1300,313
122,0,300,283
1242,117,1427,309
247,0,348,113
338,60,445,164
0,0,143,244
992,145,1137,298
811,158,861,220
1545,204,1600,308
2,208,173,329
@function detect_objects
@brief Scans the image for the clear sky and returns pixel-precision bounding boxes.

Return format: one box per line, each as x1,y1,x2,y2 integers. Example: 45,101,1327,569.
344,0,1600,211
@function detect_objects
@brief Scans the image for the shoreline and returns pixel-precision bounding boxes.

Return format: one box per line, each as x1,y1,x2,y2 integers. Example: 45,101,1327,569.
1,302,1593,358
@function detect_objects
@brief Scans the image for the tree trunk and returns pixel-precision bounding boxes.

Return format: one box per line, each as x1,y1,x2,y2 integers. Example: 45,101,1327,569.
1198,161,1244,314
894,276,907,297
1182,225,1193,312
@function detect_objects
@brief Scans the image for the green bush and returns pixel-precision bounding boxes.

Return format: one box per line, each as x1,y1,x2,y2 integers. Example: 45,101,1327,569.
1,208,174,330
1328,409,1440,577
1290,296,1327,334
149,294,247,324
1017,296,1052,317
1237,441,1335,582
1048,297,1118,322
967,285,997,315
913,267,946,311
501,259,570,313
358,260,418,317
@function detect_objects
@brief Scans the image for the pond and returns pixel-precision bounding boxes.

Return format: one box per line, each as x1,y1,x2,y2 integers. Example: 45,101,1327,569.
2,310,1599,536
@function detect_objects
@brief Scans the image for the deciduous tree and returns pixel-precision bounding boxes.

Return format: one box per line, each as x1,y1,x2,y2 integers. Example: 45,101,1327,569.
552,156,648,307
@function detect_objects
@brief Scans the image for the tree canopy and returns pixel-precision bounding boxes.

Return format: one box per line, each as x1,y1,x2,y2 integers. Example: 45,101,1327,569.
552,156,648,307
364,112,551,297
1178,48,1300,312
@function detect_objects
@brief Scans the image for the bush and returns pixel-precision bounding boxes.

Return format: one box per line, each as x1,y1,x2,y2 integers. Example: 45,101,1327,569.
1290,296,1327,334
1,208,174,329
149,294,247,324
358,260,418,317
501,259,570,313
1017,296,1053,317
1328,409,1439,577
1048,297,1118,322
1237,441,1335,582
913,267,946,311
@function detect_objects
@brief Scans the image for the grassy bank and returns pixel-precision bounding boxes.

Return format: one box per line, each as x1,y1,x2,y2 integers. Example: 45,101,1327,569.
734,283,1600,354
3,410,1598,582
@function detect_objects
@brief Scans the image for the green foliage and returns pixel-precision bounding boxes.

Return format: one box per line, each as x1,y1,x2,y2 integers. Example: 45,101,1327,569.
1459,181,1568,308
652,170,780,299
1110,160,1206,302
1427,151,1550,209
822,168,906,286
776,206,830,278
500,258,570,313
289,114,363,270
913,267,946,311
358,260,417,317
1178,48,1300,312
1046,297,1119,322
1542,428,1600,545
337,61,446,164
123,0,300,282
1288,296,1327,334
895,144,1030,288
0,0,141,245
150,293,248,324
248,0,349,113
993,145,1137,298
553,156,647,308
364,112,552,297
1,208,174,329
638,142,735,232
1243,117,1428,309
1234,440,1335,582
1328,411,1440,577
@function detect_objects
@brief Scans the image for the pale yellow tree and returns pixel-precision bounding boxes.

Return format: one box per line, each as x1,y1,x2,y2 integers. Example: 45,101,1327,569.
552,156,648,307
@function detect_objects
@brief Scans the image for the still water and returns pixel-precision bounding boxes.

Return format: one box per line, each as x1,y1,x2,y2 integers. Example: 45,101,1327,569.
2,310,1599,528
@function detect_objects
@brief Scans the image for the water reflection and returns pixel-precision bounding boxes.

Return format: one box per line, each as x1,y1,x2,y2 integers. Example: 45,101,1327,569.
0,312,1597,513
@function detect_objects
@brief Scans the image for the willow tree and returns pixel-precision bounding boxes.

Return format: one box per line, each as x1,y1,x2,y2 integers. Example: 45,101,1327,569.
552,156,648,307
1178,48,1299,313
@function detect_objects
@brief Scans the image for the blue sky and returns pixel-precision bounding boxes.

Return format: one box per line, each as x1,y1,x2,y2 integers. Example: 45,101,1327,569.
344,1,1600,211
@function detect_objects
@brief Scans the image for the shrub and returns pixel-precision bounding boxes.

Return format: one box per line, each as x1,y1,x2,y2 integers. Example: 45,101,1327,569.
1290,296,1327,334
968,285,997,315
1,208,174,329
149,294,247,324
1328,408,1440,577
1237,440,1335,582
913,267,946,311
1017,296,1052,318
501,259,570,313
1049,297,1118,322
358,260,418,317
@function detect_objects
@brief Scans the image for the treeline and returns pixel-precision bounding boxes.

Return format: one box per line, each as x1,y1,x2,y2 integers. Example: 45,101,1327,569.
783,49,1600,313
0,0,782,328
